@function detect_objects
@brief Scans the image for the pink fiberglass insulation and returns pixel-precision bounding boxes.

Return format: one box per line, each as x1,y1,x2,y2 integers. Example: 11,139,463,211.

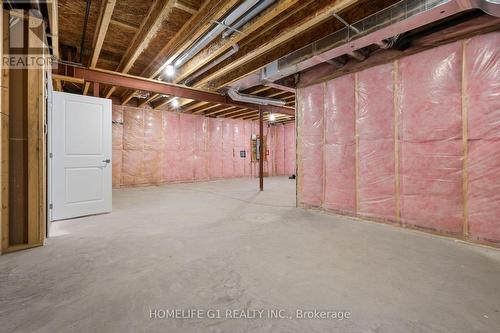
123,107,144,151
244,121,253,176
274,125,285,175
144,109,163,151
112,149,122,188
143,110,163,184
178,113,196,181
398,42,463,235
143,150,162,184
284,122,295,176
194,117,208,181
112,106,123,188
233,119,245,177
357,63,396,221
114,105,296,186
466,32,500,243
122,107,145,186
162,112,180,182
222,120,235,178
298,83,324,207
323,75,356,214
112,105,123,150
208,118,223,179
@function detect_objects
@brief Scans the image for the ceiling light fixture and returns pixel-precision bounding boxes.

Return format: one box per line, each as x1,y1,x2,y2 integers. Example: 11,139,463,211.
165,64,175,77
269,113,276,122
171,98,179,108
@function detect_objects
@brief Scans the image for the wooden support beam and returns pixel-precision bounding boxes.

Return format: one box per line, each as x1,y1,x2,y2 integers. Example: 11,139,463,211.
55,65,295,115
105,0,176,98
84,0,116,95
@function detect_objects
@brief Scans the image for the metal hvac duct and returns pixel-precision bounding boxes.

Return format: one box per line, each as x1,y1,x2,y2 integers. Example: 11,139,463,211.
173,0,260,68
228,0,500,91
184,45,240,86
227,88,286,106
222,0,276,39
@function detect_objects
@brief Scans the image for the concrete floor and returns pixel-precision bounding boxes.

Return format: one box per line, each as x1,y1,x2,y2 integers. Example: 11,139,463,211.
1,177,499,332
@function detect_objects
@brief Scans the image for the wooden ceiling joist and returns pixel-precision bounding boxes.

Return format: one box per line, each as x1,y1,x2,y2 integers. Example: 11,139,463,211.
83,0,116,95
138,93,161,108
193,0,360,89
110,19,139,31
192,104,221,115
105,0,177,99
204,105,239,116
175,0,301,83
174,1,197,15
181,101,208,113
120,0,240,105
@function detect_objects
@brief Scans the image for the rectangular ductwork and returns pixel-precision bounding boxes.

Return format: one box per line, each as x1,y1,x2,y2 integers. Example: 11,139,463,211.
231,0,500,90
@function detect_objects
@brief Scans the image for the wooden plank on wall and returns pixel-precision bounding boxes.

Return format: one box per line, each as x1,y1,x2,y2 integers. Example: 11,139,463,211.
27,14,45,246
9,15,28,245
0,10,7,253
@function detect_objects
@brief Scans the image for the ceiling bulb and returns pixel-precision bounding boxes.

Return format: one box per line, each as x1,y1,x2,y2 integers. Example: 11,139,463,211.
171,98,179,108
165,64,175,77
269,113,276,121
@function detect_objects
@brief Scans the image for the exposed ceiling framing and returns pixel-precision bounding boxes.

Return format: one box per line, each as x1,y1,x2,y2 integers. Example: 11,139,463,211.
52,0,495,120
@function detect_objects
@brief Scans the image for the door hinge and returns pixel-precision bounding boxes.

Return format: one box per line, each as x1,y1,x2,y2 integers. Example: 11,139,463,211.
49,153,53,158
49,204,53,209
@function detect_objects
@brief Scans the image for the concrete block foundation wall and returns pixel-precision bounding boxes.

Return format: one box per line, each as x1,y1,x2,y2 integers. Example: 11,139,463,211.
112,105,295,188
297,32,499,247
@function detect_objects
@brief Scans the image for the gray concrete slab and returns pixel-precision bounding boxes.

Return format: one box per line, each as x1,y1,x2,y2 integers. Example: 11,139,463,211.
1,177,499,332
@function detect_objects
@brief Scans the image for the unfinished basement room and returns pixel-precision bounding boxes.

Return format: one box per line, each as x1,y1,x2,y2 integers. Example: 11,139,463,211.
1,0,499,332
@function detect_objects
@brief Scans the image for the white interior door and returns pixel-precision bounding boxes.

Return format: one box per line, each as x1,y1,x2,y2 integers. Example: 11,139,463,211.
51,92,112,221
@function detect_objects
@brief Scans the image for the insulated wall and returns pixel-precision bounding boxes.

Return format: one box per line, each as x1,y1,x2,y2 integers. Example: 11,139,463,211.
298,83,324,207
297,32,499,246
398,42,463,235
357,63,396,221
324,75,356,214
113,106,296,188
465,33,500,244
